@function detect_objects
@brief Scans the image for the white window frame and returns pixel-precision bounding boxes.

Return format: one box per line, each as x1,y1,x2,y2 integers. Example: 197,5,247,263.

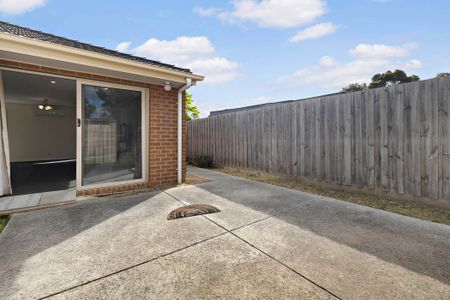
0,67,149,191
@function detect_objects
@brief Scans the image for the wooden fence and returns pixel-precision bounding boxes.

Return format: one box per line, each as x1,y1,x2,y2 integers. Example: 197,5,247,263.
188,76,450,200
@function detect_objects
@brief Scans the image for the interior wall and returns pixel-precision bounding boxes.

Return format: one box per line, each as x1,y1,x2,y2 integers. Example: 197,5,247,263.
6,103,76,162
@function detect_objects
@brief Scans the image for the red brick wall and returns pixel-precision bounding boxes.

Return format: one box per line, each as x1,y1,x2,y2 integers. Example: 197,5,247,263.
0,60,187,196
148,85,187,187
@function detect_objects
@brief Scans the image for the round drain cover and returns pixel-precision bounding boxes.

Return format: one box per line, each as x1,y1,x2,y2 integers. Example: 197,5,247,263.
167,204,220,220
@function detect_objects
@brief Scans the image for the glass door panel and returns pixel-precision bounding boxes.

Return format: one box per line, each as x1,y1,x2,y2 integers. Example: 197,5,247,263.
82,84,142,186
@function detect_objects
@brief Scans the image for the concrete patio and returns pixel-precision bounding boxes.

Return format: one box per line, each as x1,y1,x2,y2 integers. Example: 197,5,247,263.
0,167,449,299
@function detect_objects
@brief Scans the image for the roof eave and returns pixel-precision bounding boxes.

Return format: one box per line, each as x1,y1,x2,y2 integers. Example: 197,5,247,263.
0,32,204,84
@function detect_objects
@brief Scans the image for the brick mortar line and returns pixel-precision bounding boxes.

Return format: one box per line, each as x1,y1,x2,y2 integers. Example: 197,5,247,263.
165,191,342,300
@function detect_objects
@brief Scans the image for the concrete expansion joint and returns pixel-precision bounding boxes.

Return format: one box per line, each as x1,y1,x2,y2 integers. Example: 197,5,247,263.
164,191,343,300
38,231,228,299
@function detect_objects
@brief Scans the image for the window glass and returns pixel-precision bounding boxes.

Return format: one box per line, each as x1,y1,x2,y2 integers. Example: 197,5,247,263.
82,85,142,185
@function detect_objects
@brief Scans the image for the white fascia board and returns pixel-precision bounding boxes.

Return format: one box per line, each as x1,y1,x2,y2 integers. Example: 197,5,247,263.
0,33,204,84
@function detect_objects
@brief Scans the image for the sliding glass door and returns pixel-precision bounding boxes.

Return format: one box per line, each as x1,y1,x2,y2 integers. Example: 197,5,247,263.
77,82,146,187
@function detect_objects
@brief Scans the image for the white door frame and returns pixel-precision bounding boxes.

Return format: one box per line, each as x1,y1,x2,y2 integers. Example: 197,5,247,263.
0,70,12,195
76,79,149,190
0,67,149,192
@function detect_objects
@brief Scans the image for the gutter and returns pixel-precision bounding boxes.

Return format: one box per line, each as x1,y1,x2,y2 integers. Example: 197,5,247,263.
177,78,192,184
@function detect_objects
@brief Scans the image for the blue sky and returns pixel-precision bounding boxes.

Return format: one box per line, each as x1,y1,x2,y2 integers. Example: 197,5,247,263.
1,0,449,116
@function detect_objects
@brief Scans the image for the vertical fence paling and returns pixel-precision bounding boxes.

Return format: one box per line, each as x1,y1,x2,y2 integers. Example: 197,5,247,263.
187,77,450,200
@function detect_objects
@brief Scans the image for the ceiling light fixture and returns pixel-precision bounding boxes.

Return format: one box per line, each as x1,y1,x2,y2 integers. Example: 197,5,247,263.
50,80,56,84
164,81,172,92
38,99,53,111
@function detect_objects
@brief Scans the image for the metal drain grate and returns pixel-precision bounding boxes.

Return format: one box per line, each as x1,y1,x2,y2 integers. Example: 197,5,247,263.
167,204,220,220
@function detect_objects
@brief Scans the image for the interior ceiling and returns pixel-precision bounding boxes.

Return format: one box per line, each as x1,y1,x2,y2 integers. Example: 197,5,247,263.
2,70,76,107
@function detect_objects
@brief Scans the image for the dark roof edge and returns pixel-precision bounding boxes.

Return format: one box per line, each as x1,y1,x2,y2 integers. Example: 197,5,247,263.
208,76,441,118
209,91,345,117
0,20,192,74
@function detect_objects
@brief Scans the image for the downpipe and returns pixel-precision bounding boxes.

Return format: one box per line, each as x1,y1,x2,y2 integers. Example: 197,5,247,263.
177,78,192,184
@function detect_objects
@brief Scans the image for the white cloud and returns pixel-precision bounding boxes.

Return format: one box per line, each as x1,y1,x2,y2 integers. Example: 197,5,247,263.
406,59,423,69
133,37,215,63
115,41,131,53
193,7,222,17
0,0,45,15
279,43,422,89
187,57,239,84
196,0,327,29
117,37,238,84
349,43,415,58
289,22,337,42
318,56,337,67
279,58,389,88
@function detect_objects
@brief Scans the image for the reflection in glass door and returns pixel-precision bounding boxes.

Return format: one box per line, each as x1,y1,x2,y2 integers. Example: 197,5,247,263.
81,84,142,186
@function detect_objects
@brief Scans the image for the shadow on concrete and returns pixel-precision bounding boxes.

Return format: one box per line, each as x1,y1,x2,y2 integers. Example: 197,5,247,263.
0,191,161,298
186,167,450,285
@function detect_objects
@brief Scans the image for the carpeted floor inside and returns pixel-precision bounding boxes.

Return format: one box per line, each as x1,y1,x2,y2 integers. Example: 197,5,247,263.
10,160,76,195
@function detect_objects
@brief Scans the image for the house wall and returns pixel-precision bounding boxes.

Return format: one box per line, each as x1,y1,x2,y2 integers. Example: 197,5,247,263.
148,85,187,187
6,103,76,162
0,60,187,196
